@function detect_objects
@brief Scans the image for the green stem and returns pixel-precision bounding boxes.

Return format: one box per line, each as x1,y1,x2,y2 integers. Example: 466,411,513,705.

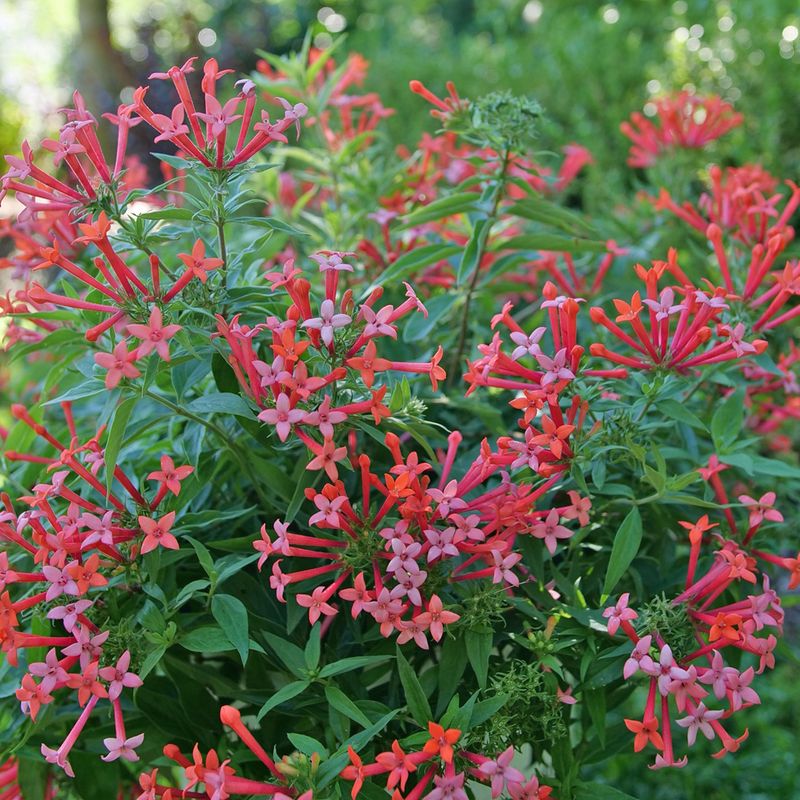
217,218,227,270
634,395,655,423
448,149,511,384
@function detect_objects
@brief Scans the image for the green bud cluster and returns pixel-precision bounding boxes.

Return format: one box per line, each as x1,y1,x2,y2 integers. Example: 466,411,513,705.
639,592,697,660
467,660,566,754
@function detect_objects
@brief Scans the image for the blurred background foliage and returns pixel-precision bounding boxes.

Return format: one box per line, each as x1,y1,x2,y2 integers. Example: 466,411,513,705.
2,0,800,204
1,0,799,795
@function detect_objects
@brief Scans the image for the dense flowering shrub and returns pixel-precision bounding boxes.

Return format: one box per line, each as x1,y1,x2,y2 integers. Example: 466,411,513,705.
0,37,799,800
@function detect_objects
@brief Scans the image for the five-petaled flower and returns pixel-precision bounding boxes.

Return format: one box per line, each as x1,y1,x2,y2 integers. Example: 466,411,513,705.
138,511,180,554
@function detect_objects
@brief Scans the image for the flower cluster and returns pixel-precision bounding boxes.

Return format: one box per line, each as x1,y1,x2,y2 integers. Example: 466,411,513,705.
1,39,799,800
255,429,592,645
216,250,441,471
340,722,554,800
1,403,194,773
621,91,743,168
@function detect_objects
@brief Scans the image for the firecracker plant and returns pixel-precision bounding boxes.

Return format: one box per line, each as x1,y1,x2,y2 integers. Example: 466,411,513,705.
0,36,799,800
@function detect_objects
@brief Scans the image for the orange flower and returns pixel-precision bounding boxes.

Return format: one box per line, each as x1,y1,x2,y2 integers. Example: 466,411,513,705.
624,716,663,752
677,515,718,545
613,291,643,322
66,554,108,594
422,721,461,763
708,612,743,643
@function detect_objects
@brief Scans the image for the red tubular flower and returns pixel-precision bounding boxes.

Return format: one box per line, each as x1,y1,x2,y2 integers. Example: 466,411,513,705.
214,252,440,473
621,92,742,168
609,494,782,768
409,80,468,122
590,259,767,372
253,427,585,639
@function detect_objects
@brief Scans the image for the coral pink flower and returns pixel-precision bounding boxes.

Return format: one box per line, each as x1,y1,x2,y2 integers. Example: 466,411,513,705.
478,746,525,799
339,572,373,618
562,490,591,526
530,509,573,555
94,340,141,389
138,511,179,554
147,455,194,496
423,721,461,764
258,393,305,441
623,635,656,679
738,492,783,528
308,492,347,527
624,716,663,752
296,586,338,624
16,674,54,721
374,740,426,791
47,599,92,633
98,650,143,701
603,593,638,635
414,594,460,642
28,649,69,694
302,396,348,439
127,307,182,361
492,551,522,586
306,438,348,480
301,298,352,347
675,703,724,746
66,661,108,706
102,733,144,763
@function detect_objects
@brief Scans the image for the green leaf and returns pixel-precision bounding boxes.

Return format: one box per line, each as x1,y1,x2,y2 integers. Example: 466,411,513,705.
186,536,216,582
371,244,461,289
287,733,328,757
152,153,194,170
575,783,641,800
710,387,744,451
642,463,666,493
464,629,492,689
661,493,724,509
436,636,468,715
305,624,321,671
583,687,607,748
262,632,308,678
17,756,48,799
396,645,432,725
256,680,310,721
217,554,261,586
179,506,257,532
656,399,707,431
469,693,509,728
236,215,307,236
324,685,372,727
591,458,607,490
138,206,198,221
187,392,255,418
402,192,479,227
285,457,319,523
750,455,800,478
139,644,168,679
211,594,250,665
508,197,598,237
318,654,394,678
457,218,490,285
403,294,455,342
104,396,137,494
602,507,643,597
180,626,234,653
496,233,607,253
43,380,107,405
